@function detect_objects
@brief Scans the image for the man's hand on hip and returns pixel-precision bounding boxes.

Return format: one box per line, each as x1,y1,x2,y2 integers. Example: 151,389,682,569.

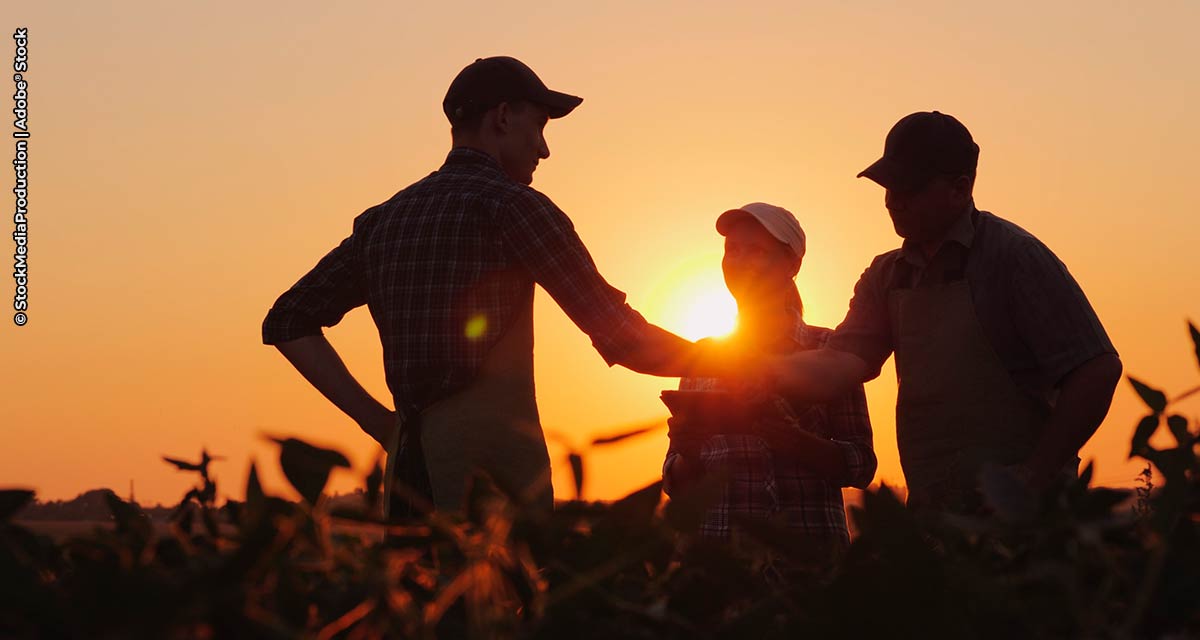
273,335,399,449
358,406,401,450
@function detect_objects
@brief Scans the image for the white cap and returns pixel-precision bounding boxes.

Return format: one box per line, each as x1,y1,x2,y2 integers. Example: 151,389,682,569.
715,202,806,259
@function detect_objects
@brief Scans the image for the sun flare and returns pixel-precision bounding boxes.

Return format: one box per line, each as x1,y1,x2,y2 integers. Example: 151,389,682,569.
675,287,738,341
645,254,739,342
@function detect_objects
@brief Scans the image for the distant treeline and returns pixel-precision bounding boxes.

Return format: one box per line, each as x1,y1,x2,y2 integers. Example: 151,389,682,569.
14,488,371,522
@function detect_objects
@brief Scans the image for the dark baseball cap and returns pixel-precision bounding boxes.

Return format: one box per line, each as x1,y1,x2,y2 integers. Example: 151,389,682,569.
857,111,980,191
443,56,583,124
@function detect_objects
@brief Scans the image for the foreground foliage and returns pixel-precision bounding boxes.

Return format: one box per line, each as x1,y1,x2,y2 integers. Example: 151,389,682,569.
2,325,1199,639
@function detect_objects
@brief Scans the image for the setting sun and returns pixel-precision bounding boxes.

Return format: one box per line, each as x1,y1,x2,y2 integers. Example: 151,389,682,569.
645,254,738,341
675,287,738,341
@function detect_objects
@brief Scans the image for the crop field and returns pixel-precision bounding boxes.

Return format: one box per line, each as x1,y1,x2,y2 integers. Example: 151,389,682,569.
2,325,1198,639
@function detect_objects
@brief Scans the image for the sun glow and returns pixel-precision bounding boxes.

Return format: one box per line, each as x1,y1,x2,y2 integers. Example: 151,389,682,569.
674,287,738,341
645,254,739,342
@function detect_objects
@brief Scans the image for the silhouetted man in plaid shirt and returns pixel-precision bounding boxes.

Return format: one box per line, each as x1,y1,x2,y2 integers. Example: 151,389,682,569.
263,57,701,515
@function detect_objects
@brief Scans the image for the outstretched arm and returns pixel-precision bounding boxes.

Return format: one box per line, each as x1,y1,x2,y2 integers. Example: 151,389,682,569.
496,191,714,378
759,255,890,404
612,324,703,377
766,347,872,406
273,335,398,448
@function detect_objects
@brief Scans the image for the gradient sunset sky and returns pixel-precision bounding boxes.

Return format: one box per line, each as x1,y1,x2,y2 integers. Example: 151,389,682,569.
4,1,1199,507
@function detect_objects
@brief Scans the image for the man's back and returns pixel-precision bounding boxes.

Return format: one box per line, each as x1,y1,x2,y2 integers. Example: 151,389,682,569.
356,147,543,412
263,146,649,417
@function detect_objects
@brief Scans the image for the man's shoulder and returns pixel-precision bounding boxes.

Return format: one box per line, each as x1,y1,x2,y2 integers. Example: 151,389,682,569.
416,165,527,202
869,247,905,267
977,209,1050,247
501,183,564,214
419,169,561,214
855,247,905,285
974,209,1061,264
365,167,560,214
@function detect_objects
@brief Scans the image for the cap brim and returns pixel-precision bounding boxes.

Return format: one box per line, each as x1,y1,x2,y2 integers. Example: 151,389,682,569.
715,209,755,235
857,156,932,191
540,89,583,119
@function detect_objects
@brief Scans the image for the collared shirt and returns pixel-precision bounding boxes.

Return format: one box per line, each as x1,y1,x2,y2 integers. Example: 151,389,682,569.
663,318,877,546
827,206,1117,403
263,147,648,414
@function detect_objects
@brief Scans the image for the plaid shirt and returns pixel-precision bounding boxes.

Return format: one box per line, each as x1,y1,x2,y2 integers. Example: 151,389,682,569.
263,147,648,415
664,318,876,547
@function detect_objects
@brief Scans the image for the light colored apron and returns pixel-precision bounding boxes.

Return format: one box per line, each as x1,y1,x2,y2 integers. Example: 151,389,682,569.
382,286,551,517
890,279,1054,511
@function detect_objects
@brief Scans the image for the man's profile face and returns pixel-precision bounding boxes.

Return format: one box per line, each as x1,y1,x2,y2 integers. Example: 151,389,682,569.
884,174,972,243
496,102,551,185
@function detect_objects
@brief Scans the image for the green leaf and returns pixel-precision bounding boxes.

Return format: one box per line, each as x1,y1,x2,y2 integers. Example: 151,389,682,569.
245,462,265,513
237,462,274,534
1190,321,1200,371
465,471,506,524
1130,414,1160,458
568,452,584,501
590,421,662,446
198,479,217,508
269,437,351,505
1128,377,1168,414
1062,460,1096,502
1078,460,1095,487
852,484,934,568
178,504,194,535
162,455,202,472
1167,414,1192,447
221,500,242,525
0,489,35,521
202,507,219,538
1142,448,1188,487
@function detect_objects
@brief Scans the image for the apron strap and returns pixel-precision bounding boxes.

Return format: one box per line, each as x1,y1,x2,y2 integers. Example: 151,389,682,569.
386,407,435,522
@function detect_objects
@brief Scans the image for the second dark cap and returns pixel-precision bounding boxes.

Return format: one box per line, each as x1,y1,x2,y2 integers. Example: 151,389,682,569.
443,56,583,124
857,111,979,191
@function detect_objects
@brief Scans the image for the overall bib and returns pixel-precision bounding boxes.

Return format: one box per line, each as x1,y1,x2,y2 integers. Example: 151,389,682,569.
890,279,1051,511
383,286,552,517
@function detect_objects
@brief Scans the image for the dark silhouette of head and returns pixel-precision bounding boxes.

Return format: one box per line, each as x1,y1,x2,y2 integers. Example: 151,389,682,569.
858,111,978,245
443,57,582,185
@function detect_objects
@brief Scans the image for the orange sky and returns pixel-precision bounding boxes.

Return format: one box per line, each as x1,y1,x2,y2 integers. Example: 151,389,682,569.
4,2,1199,507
